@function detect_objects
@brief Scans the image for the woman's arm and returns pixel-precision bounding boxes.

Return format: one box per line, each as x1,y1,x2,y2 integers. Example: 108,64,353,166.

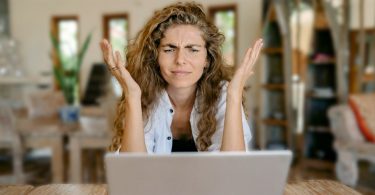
100,40,147,152
221,39,263,151
121,97,146,152
221,91,245,151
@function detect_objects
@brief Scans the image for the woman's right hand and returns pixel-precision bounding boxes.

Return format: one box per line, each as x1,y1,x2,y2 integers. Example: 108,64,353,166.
100,39,141,99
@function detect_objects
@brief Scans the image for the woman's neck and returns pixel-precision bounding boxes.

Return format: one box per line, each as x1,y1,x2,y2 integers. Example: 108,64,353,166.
166,85,196,110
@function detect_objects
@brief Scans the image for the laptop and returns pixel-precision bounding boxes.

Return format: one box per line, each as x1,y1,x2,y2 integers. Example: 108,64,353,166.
105,151,292,195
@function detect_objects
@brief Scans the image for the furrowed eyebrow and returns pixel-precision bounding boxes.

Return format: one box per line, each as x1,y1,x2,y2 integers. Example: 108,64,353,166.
185,44,203,48
160,44,204,48
160,44,177,48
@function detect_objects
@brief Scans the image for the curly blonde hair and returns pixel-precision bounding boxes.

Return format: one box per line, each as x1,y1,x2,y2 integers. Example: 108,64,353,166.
109,2,236,152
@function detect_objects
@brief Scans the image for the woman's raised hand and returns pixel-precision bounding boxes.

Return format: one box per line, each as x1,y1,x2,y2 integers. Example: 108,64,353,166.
228,39,263,95
100,39,141,98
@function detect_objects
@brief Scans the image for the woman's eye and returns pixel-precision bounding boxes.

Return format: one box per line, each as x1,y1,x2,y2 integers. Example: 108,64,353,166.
164,49,174,53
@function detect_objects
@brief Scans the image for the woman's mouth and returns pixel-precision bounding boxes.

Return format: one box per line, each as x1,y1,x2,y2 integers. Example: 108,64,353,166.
171,70,191,76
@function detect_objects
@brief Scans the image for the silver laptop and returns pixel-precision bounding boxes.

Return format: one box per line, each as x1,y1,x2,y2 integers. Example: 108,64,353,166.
105,151,292,195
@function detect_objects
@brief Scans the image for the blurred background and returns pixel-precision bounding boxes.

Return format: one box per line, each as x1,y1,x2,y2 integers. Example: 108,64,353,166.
0,0,374,193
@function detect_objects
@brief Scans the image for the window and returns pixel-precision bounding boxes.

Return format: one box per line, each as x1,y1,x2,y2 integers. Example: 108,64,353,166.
51,16,79,69
103,14,129,97
0,0,9,35
103,14,129,56
209,5,237,66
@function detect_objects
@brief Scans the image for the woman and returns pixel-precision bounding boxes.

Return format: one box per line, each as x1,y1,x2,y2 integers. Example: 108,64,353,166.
102,2,262,153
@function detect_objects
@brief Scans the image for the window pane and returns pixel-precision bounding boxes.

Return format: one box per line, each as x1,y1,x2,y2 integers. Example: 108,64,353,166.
109,18,128,55
214,10,235,66
58,20,78,67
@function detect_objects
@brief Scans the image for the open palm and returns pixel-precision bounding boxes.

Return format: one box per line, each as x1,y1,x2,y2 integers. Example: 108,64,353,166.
228,39,263,94
100,39,141,98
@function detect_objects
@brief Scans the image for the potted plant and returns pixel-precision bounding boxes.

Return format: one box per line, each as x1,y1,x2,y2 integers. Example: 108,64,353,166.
50,32,92,122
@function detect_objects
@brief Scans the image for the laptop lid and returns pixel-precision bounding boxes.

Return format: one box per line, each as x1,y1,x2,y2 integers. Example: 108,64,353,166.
105,151,292,195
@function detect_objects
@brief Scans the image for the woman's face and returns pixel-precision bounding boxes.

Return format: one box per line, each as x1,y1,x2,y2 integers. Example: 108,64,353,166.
158,24,207,91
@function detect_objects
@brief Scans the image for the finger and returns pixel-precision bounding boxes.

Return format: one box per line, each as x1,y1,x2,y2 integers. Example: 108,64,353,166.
240,39,261,78
243,39,262,67
100,40,110,61
241,47,253,67
115,51,125,68
253,41,263,64
116,51,130,75
100,39,115,67
250,39,262,62
106,40,116,66
113,51,119,67
252,40,263,67
114,51,135,86
248,39,263,69
112,51,125,73
241,40,258,71
108,51,125,75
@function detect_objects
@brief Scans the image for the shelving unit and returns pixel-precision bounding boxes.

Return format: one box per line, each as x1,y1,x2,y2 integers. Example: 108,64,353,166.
304,0,337,161
0,76,47,85
349,28,375,93
0,76,50,108
257,0,294,150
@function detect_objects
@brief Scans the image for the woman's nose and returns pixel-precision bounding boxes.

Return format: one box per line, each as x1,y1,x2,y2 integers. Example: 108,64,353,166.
176,49,186,65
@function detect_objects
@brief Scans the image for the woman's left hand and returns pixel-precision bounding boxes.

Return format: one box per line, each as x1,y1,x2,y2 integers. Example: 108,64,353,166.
228,39,263,95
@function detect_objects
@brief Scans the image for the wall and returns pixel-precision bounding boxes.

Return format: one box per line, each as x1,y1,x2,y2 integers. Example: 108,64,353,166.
9,0,262,115
350,0,375,29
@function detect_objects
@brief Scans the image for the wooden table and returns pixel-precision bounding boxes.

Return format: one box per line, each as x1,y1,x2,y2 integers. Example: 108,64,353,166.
284,180,361,194
69,130,111,183
15,108,112,184
0,185,34,195
28,184,107,195
16,116,79,183
0,180,361,195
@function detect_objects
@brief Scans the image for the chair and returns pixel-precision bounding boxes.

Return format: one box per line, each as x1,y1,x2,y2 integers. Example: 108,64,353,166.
81,63,110,106
328,95,375,187
20,90,67,183
0,101,25,184
25,90,66,119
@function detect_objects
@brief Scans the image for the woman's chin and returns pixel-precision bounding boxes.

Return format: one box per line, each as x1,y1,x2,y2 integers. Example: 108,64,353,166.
167,82,197,91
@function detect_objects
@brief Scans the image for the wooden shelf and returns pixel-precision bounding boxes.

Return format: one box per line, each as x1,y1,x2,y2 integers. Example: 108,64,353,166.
262,119,288,126
268,6,277,22
307,126,331,133
262,47,283,54
261,84,285,90
258,1,292,151
314,24,330,30
363,73,375,83
314,9,329,29
0,76,48,85
306,92,337,99
300,158,334,170
309,58,336,65
304,0,338,160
